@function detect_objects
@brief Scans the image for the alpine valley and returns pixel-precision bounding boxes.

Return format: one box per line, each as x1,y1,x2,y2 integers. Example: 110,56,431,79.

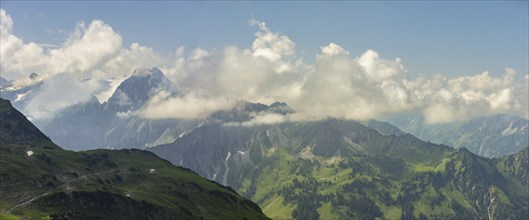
2,68,528,219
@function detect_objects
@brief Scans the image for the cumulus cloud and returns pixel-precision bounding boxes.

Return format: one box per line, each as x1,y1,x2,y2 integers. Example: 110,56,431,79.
45,20,122,76
249,19,295,63
288,44,414,121
1,8,527,123
411,69,527,124
1,9,44,79
139,91,233,120
116,110,136,120
318,42,350,58
224,112,288,127
0,9,175,119
23,74,103,119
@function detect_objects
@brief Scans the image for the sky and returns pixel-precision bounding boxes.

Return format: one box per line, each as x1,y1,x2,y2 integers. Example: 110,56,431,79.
0,1,528,123
2,1,527,76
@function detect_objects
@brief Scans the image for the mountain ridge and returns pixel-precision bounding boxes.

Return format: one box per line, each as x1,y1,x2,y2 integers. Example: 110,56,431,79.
389,113,529,158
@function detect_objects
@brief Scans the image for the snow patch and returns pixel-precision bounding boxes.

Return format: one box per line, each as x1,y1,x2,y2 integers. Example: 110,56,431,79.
149,168,156,174
225,152,232,162
14,89,33,102
178,131,186,138
237,151,245,155
212,167,220,180
501,121,519,136
222,152,232,185
26,151,33,156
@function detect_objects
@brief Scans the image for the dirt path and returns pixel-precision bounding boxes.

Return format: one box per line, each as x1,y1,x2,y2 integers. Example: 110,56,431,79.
6,192,49,213
6,168,119,213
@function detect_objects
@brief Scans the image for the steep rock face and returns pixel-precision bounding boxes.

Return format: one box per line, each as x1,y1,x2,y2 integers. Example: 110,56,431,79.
390,114,529,158
150,119,529,220
437,149,522,219
498,147,529,187
106,68,178,112
0,98,269,219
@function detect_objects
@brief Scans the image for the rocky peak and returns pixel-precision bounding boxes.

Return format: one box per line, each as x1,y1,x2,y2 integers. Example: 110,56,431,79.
29,73,38,80
106,68,179,111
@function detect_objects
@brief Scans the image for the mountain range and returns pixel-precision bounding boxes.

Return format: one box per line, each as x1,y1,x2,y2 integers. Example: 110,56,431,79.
149,118,529,219
2,68,528,219
389,114,528,158
0,98,269,219
34,68,296,151
9,68,524,160
33,68,198,150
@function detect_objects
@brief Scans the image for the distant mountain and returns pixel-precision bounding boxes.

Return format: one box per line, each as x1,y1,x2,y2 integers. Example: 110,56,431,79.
389,114,529,158
0,73,43,113
38,69,297,151
37,68,197,150
150,119,529,219
106,68,178,112
209,100,294,123
0,98,269,219
498,147,529,188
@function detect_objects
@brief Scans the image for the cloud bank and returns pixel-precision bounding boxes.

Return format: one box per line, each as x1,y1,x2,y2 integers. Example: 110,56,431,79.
1,9,527,123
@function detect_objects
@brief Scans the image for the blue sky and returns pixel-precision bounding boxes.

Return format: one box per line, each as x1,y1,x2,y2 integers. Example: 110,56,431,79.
2,1,528,77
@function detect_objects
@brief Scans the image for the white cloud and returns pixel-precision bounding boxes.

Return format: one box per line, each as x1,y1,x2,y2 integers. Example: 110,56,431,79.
1,9,527,123
357,50,404,81
116,110,136,120
46,20,122,75
23,74,102,119
318,42,349,59
139,91,233,120
0,9,176,118
224,112,288,127
409,68,527,124
249,19,295,63
1,9,44,79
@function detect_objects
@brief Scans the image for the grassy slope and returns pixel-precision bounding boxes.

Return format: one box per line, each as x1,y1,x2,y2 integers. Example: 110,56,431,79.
148,118,528,219
235,146,528,219
0,98,269,219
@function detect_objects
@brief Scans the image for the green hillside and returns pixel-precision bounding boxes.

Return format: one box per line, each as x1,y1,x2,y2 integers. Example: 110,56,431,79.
236,147,529,219
151,120,529,219
0,98,269,220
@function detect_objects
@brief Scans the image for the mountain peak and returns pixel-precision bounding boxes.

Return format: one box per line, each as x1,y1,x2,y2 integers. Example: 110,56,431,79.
131,67,164,78
107,68,178,110
270,101,287,107
28,72,38,80
269,101,294,114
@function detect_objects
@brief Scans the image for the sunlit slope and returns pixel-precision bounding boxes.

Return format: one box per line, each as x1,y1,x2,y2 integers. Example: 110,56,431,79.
152,119,529,219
